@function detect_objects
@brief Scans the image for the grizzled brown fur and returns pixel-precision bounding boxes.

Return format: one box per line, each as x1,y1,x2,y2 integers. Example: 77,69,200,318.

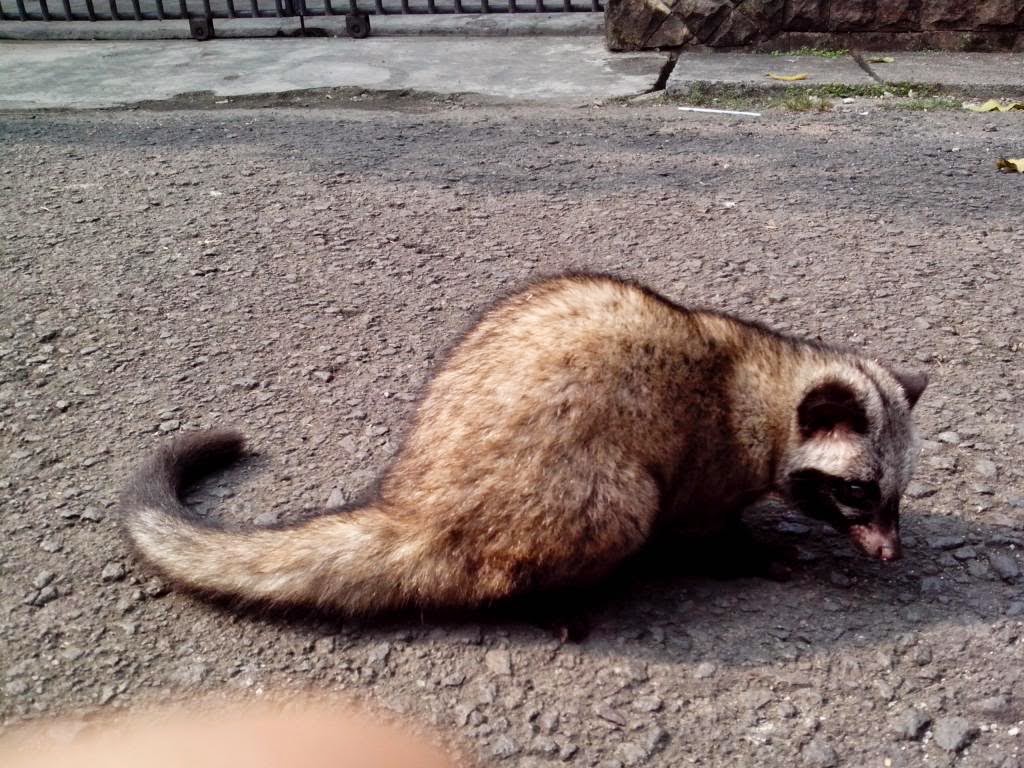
120,274,927,614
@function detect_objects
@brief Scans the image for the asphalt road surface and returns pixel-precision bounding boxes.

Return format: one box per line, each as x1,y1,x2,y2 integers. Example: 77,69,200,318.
1,98,1023,767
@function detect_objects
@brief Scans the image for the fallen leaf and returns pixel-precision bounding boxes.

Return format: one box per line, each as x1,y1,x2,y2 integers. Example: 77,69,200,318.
867,56,895,64
767,73,809,81
967,99,1002,112
967,99,1024,112
996,158,1024,173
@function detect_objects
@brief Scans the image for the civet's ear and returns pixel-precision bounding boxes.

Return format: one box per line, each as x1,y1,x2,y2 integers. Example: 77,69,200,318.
797,382,868,438
890,369,928,409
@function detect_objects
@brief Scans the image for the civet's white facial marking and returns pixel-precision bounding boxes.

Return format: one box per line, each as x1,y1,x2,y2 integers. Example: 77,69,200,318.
783,360,927,561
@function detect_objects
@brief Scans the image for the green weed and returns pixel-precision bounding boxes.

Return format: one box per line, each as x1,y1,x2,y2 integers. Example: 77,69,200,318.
780,90,833,112
771,47,849,59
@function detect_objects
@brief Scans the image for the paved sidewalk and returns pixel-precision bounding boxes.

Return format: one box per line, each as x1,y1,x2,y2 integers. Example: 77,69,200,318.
0,36,666,108
2,37,1023,110
666,51,1024,99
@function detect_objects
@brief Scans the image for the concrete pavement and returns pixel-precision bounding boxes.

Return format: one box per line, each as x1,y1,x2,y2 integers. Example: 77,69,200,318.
0,37,666,108
667,53,876,93
1,37,1023,110
666,51,1024,100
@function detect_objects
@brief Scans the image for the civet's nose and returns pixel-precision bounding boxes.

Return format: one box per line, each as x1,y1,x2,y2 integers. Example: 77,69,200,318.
850,523,902,562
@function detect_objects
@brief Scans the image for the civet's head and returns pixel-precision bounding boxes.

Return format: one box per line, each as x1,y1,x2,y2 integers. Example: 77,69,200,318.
781,360,928,561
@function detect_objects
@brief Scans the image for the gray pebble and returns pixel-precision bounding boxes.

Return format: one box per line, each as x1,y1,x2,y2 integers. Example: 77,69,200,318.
952,545,976,561
644,727,669,753
529,736,558,756
453,703,476,727
802,736,838,767
485,649,513,676
343,469,376,495
81,507,104,523
1006,600,1024,617
595,705,627,727
932,716,977,752
503,686,526,709
536,710,559,735
615,661,649,685
558,741,578,760
693,661,716,679
61,646,86,662
912,646,932,666
144,577,168,597
97,685,117,705
929,535,967,551
4,679,30,696
33,586,59,606
967,559,992,579
366,642,392,668
905,481,936,499
313,636,336,655
39,535,63,553
101,562,127,582
170,662,209,687
989,552,1020,582
975,459,998,479
937,431,961,444
829,571,852,588
253,511,280,526
970,695,1009,717
632,695,663,713
926,456,957,472
615,742,649,766
489,735,520,759
441,672,465,687
893,708,931,740
326,487,348,508
32,570,56,589
158,420,180,433
473,681,497,705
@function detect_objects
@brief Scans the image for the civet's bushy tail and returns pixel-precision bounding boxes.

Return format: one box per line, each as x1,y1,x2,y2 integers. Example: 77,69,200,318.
119,431,451,613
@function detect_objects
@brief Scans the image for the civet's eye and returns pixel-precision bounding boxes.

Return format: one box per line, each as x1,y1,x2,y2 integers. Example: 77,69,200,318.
834,481,876,509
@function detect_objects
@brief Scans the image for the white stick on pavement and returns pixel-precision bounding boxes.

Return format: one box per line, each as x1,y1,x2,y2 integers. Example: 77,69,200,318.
677,106,762,117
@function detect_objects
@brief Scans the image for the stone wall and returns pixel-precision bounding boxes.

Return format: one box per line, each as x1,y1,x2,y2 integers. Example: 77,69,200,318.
606,0,1024,52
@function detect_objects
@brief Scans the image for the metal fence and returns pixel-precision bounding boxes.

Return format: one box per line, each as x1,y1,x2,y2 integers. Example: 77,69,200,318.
0,0,603,38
